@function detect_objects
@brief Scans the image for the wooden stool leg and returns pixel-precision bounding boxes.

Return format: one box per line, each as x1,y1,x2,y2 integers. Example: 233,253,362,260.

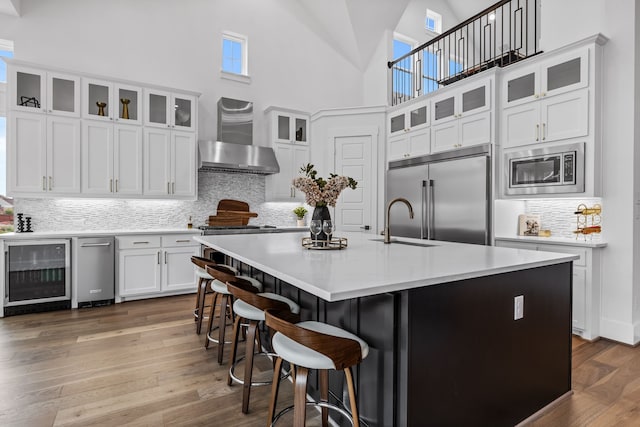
344,367,359,427
267,356,283,426
241,320,258,414
217,294,230,364
195,279,208,334
293,367,309,427
204,292,219,349
227,315,242,386
319,369,329,427
194,277,203,323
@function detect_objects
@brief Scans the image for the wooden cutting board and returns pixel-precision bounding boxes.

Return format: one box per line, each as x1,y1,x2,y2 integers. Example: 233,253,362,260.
207,199,258,226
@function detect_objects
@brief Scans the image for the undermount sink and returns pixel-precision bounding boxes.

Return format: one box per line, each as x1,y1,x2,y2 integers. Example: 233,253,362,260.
370,238,436,247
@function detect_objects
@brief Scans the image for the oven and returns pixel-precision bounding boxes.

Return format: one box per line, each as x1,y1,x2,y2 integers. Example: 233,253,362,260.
4,239,71,315
504,142,584,196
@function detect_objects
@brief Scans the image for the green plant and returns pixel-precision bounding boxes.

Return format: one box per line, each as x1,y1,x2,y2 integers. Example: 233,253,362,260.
293,206,308,219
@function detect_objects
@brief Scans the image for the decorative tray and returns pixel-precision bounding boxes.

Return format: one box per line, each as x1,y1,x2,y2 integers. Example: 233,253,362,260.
301,237,348,250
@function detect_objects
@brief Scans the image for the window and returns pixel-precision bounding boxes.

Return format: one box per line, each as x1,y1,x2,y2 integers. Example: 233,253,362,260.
423,51,441,94
222,31,248,76
392,34,417,101
426,9,442,34
0,39,14,233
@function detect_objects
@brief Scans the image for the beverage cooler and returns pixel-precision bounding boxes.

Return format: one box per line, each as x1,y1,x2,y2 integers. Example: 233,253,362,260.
4,239,71,315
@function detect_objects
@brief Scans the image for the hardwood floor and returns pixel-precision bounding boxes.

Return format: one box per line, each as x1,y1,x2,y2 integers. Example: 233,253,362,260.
1,295,639,426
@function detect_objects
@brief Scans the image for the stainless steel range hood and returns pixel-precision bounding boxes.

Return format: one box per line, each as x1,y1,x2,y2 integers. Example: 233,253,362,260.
198,97,280,175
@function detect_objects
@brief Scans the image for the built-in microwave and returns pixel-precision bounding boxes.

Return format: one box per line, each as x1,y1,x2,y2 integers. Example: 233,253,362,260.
504,142,585,196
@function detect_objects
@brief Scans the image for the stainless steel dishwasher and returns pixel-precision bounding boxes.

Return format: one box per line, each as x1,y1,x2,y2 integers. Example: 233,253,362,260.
76,237,115,307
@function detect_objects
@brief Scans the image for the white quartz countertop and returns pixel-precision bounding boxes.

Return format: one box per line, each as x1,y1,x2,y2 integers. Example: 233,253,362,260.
495,235,607,248
0,228,203,240
195,232,578,301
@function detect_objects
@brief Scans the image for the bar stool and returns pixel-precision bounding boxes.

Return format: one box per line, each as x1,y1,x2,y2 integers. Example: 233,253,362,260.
204,265,263,364
265,309,369,427
225,280,300,414
190,256,237,335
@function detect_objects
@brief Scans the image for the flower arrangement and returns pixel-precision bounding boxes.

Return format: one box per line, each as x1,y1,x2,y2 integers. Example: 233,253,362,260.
292,163,357,207
293,206,308,219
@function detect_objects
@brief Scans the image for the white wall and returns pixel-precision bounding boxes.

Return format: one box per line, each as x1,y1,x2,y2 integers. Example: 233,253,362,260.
0,0,365,143
395,0,459,44
542,0,639,344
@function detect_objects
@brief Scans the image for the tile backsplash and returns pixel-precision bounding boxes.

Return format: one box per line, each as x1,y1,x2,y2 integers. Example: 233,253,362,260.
524,198,603,240
13,172,304,232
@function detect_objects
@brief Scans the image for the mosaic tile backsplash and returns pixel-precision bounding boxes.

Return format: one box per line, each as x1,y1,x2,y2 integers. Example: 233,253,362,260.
13,172,305,232
524,198,603,240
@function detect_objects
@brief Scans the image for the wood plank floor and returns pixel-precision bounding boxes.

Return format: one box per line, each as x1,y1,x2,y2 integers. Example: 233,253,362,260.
1,295,639,426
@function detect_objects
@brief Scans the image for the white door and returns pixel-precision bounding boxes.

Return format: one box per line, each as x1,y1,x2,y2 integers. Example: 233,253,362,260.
9,112,47,193
47,116,81,194
540,89,589,143
114,124,142,195
431,121,458,153
408,128,429,157
162,246,199,291
171,131,196,197
501,102,540,148
331,128,376,233
82,120,113,194
143,128,171,196
459,111,491,148
291,144,309,201
118,249,162,296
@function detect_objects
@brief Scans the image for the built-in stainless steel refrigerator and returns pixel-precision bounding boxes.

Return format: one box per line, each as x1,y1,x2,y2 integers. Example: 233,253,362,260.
386,144,491,245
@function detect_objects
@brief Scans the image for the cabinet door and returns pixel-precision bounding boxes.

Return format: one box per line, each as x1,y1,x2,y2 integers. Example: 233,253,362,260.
83,78,113,121
162,246,199,292
292,114,308,144
274,113,292,143
388,135,410,161
145,89,171,128
46,116,81,194
572,267,587,330
118,249,162,296
541,48,589,98
82,121,113,194
143,128,171,196
171,131,196,197
540,89,589,143
114,83,142,125
114,125,143,195
501,102,540,148
408,128,430,157
271,143,295,199
47,72,80,117
460,82,490,116
10,66,45,113
388,111,406,136
172,93,196,132
459,111,491,148
291,144,309,200
502,67,539,107
431,121,458,153
409,104,429,130
8,112,47,193
432,94,456,124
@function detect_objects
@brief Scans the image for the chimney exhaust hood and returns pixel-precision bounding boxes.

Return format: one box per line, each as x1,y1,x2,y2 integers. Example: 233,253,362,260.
198,97,280,175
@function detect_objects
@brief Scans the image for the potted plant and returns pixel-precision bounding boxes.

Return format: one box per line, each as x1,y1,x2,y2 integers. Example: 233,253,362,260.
293,206,308,227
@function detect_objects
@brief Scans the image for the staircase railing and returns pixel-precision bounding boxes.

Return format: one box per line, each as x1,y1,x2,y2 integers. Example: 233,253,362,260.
388,0,541,106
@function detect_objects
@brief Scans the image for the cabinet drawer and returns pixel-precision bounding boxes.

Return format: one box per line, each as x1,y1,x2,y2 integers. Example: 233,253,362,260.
535,244,587,267
161,234,199,247
117,235,161,250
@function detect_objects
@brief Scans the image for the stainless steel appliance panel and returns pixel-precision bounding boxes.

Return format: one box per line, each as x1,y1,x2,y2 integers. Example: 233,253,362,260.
386,164,427,239
76,237,114,304
428,155,489,244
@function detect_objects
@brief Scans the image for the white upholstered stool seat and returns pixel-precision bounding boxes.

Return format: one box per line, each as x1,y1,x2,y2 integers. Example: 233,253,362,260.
211,275,260,295
233,293,300,321
271,321,369,371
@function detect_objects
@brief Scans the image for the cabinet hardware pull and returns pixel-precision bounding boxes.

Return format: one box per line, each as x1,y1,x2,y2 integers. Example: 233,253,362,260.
81,242,111,247
164,252,167,264
49,176,52,191
133,241,150,244
115,179,119,192
110,179,113,193
535,124,539,141
42,176,46,191
542,123,546,140
172,182,175,194
176,239,191,243
167,182,171,194
158,251,161,264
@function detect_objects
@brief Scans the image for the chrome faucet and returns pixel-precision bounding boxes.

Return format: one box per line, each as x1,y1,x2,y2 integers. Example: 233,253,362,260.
384,197,414,243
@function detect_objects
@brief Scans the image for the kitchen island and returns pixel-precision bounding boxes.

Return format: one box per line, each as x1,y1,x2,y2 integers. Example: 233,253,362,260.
195,232,577,427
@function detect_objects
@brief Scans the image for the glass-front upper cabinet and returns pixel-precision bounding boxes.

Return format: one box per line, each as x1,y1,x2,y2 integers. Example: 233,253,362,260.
83,78,113,121
266,107,309,144
144,89,196,131
387,100,429,136
9,65,80,116
115,83,142,125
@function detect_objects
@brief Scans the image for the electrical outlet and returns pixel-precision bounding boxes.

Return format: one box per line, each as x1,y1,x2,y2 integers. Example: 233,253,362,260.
514,295,524,320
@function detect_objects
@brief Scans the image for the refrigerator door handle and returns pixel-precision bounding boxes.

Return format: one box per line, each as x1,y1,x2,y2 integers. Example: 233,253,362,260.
421,180,427,239
427,179,434,240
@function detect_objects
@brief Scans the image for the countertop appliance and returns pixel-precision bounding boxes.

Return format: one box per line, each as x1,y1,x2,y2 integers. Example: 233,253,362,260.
4,239,71,315
504,142,584,196
75,237,115,307
386,144,491,245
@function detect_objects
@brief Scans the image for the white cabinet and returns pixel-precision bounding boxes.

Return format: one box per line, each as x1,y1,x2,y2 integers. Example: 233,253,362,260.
265,107,310,201
9,65,80,117
502,88,588,148
117,234,199,300
82,121,142,195
143,128,196,198
83,78,142,125
144,89,196,132
388,128,429,161
8,112,81,195
430,77,492,153
388,101,429,136
387,100,430,161
495,239,602,340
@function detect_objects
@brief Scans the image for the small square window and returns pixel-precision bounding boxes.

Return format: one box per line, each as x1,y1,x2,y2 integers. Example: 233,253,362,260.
222,31,248,76
426,9,442,34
